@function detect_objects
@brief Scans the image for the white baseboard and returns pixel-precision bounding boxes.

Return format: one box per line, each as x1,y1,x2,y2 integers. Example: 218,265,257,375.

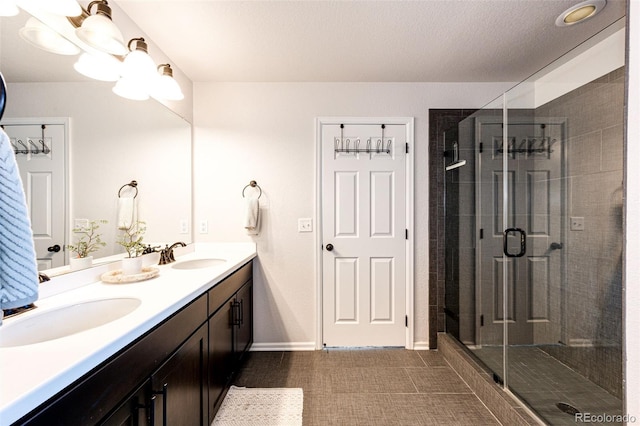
250,342,317,351
251,342,430,351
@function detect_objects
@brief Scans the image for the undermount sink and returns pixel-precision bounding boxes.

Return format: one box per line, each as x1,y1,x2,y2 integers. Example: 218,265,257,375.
171,258,227,270
0,298,141,348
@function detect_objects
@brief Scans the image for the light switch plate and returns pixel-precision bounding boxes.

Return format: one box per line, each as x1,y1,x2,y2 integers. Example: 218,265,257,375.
74,218,89,230
298,218,313,232
570,217,585,231
199,220,208,234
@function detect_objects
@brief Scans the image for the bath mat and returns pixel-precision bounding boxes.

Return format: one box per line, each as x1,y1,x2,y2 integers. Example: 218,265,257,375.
212,386,303,426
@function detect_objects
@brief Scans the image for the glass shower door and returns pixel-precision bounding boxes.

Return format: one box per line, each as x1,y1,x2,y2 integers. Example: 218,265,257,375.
503,67,624,423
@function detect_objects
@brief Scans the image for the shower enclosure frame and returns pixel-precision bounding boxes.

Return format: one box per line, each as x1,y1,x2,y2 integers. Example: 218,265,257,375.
442,21,626,421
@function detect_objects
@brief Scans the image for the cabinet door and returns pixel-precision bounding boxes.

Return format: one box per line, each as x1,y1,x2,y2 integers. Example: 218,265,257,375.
151,324,207,426
100,381,150,426
234,281,253,359
208,301,234,423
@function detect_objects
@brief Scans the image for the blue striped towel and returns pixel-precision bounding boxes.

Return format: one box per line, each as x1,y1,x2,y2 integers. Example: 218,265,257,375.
0,129,38,321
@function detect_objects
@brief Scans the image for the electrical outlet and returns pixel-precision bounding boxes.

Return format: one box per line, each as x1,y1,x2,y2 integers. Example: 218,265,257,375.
570,217,585,231
199,220,208,234
179,219,189,234
74,218,89,230
298,218,313,232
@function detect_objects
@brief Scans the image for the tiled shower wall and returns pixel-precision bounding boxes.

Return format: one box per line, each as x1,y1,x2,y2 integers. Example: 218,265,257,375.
428,109,477,349
536,66,625,398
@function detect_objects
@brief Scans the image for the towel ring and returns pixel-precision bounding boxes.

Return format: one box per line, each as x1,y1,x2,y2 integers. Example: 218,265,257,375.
118,180,138,198
242,180,262,199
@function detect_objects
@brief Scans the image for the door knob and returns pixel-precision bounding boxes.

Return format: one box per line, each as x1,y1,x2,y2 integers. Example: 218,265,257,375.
550,242,563,250
325,243,334,252
47,244,61,253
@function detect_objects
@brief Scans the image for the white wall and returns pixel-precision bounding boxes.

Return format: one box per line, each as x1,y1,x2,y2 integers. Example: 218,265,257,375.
625,0,640,417
193,82,512,348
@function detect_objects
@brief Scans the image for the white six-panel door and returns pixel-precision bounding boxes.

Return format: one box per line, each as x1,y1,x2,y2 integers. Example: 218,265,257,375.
2,122,66,270
320,119,411,347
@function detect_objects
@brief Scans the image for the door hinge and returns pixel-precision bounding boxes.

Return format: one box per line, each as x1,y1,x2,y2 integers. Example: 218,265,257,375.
406,143,409,154
480,314,484,327
479,142,483,153
479,228,484,239
405,315,408,327
405,229,409,240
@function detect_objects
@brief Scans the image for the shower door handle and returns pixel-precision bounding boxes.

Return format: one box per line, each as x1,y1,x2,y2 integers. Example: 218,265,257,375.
503,228,526,258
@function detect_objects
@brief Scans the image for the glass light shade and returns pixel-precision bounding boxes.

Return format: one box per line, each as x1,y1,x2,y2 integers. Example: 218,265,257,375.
76,14,128,55
121,49,157,82
152,74,185,101
74,52,122,81
0,0,19,17
19,17,81,55
150,64,184,101
32,0,82,17
113,77,149,101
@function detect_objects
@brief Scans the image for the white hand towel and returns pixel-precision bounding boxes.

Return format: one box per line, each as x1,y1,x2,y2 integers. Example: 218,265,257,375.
0,129,39,321
244,197,260,235
118,196,135,230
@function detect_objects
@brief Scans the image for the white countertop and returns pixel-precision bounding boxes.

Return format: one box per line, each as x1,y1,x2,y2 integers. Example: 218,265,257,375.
0,242,256,426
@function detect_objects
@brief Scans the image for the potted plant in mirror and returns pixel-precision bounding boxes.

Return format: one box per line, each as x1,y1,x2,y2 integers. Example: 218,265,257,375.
117,221,146,275
67,219,107,271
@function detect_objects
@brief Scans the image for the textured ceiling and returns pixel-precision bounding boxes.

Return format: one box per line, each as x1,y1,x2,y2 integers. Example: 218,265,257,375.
0,1,627,84
114,0,626,83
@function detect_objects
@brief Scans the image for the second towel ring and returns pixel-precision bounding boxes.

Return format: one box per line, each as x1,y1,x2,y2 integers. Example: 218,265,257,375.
242,180,262,199
118,180,138,198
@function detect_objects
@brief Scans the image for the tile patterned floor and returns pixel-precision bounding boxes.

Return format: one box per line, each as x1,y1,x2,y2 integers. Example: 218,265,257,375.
232,349,502,425
471,346,623,426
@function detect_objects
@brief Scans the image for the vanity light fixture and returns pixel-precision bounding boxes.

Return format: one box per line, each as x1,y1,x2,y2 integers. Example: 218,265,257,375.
0,0,19,17
74,51,122,81
151,64,185,101
75,0,127,55
555,0,606,26
121,38,157,81
19,16,81,55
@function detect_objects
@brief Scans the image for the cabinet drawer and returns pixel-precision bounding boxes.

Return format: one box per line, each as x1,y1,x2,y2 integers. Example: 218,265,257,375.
208,261,252,315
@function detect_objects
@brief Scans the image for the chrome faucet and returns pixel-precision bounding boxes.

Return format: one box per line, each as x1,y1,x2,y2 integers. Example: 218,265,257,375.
158,242,186,265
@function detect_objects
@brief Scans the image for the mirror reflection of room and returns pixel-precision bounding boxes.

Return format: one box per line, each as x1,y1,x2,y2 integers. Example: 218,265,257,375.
0,6,192,272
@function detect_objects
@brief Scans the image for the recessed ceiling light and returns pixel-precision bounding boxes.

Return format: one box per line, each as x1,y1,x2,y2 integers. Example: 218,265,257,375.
556,0,606,27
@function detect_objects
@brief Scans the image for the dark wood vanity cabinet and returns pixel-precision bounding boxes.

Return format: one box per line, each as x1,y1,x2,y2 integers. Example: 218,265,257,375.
207,262,253,423
100,380,150,426
16,260,253,426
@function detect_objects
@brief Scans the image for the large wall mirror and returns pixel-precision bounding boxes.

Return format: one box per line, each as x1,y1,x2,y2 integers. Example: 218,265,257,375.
0,10,192,271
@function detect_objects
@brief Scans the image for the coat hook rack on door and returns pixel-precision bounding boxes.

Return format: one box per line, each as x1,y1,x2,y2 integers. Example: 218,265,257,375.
2,124,52,155
334,124,392,155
